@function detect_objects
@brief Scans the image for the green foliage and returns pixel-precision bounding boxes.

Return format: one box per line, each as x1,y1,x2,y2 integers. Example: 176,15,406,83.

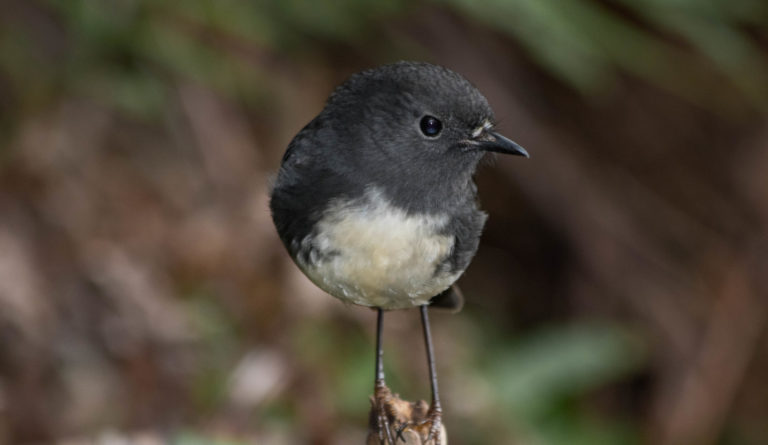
489,323,644,417
10,0,411,119
475,322,646,445
612,0,768,101
441,0,768,108
5,0,765,123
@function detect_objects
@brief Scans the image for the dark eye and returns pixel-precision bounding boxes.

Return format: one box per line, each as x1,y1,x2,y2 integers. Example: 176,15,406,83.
419,115,442,137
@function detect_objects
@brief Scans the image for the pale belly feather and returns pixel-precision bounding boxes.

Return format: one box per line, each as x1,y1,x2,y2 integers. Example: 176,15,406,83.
296,189,460,309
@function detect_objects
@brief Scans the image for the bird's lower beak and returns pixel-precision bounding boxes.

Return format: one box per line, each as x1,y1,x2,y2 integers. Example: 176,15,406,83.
478,131,529,157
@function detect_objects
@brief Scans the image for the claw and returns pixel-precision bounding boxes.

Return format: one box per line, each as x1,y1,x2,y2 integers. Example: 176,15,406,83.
394,423,409,443
377,409,395,445
375,401,395,445
370,381,396,445
422,404,443,445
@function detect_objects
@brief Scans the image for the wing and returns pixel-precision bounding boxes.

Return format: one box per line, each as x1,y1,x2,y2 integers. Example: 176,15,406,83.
429,284,464,313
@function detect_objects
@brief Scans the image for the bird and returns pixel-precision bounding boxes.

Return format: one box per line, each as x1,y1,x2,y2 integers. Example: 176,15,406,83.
269,61,528,444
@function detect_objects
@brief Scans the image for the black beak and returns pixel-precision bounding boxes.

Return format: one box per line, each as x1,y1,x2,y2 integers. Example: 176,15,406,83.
478,131,529,158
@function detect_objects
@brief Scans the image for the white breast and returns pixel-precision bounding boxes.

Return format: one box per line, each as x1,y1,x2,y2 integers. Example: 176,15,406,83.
296,188,461,309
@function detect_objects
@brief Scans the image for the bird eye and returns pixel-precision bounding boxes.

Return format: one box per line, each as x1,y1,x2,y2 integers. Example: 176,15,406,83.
419,115,442,137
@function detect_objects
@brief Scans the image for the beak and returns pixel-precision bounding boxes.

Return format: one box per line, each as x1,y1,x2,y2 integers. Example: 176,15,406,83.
477,131,529,158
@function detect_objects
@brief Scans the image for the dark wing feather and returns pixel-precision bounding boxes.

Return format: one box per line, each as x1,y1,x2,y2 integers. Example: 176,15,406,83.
429,284,464,312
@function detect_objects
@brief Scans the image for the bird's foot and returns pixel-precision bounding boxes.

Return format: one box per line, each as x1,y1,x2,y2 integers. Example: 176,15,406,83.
368,380,398,444
367,384,446,444
420,404,443,445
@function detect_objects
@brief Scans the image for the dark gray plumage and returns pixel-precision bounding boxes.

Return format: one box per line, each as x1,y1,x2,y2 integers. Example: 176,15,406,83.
269,61,527,445
270,61,527,310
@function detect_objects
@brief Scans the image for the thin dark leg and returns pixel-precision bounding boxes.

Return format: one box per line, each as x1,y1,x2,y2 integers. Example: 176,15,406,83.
373,308,394,444
375,308,385,384
420,305,441,408
420,304,442,443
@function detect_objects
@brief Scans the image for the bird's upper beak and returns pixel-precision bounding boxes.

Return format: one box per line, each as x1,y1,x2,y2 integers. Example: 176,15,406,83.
475,131,529,158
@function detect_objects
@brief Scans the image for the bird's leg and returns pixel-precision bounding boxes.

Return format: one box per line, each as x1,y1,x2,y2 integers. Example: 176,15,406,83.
373,308,396,445
420,304,443,444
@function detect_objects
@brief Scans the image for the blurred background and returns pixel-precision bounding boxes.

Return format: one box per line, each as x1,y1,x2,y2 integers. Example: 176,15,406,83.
1,1,767,444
